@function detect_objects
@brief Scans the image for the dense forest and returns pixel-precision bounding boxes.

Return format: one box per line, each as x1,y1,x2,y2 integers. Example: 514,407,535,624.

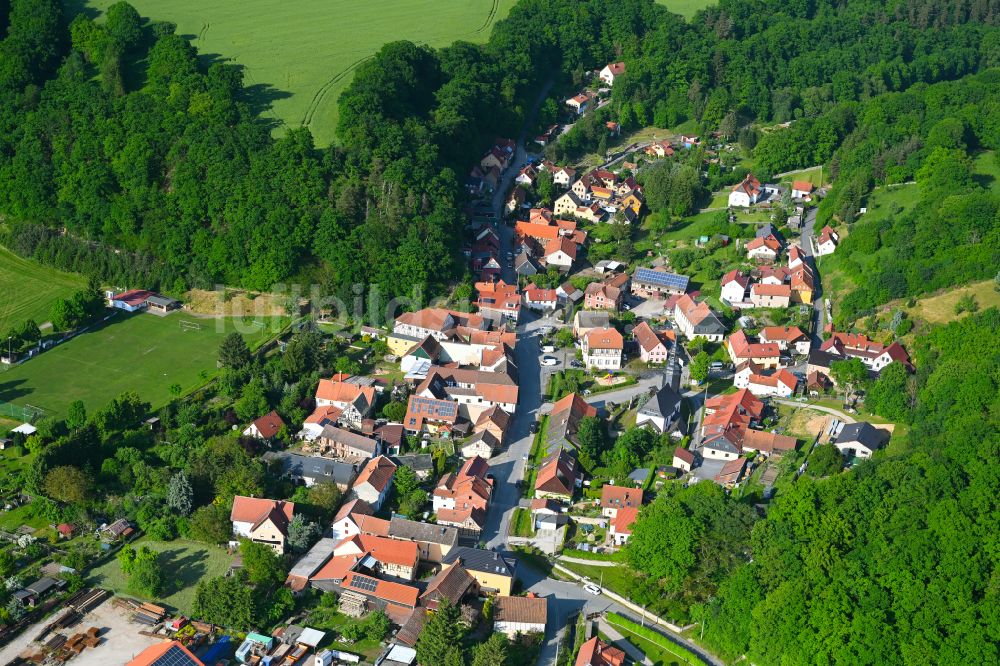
624,309,999,664
3,0,1000,302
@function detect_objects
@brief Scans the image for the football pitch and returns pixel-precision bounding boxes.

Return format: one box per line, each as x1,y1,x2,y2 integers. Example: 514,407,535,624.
0,246,86,334
0,311,286,417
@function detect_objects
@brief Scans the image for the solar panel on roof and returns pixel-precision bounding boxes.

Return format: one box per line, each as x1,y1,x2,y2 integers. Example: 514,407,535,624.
351,574,379,593
150,645,200,666
635,268,689,290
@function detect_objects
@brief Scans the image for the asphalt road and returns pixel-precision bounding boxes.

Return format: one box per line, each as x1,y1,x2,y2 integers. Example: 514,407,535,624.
798,207,826,346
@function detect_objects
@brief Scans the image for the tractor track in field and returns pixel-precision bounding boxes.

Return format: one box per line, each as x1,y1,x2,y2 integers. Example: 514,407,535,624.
300,55,374,128
197,22,210,43
470,0,500,36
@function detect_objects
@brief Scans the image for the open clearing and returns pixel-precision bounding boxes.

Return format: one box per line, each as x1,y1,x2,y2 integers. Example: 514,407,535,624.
80,0,518,146
0,246,86,333
903,280,1000,324
88,539,234,615
0,311,284,417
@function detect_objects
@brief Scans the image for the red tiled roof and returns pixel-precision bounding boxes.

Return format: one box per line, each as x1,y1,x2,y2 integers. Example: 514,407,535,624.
792,180,814,193
127,641,204,666
111,289,154,308
353,456,397,494
632,321,669,353
760,326,806,343
343,572,419,608
752,283,792,297
612,507,639,536
600,485,642,510
746,235,781,252
249,410,285,439
230,496,294,525
673,447,695,464
586,326,624,350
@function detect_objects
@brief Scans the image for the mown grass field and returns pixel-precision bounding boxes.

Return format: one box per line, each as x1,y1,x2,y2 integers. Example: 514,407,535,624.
903,279,1000,324
657,0,713,18
0,311,285,417
87,539,233,615
80,0,518,146
0,246,86,333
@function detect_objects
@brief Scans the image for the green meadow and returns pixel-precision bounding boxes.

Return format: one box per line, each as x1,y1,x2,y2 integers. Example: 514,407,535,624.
0,246,86,333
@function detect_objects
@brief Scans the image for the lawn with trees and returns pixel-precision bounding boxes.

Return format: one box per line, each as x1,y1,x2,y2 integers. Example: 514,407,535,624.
0,246,85,335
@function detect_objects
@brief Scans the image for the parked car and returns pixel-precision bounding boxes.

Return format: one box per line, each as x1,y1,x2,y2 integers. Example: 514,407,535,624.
541,345,555,353
709,361,724,370
584,583,602,595
541,356,558,366
529,421,540,434
570,360,585,368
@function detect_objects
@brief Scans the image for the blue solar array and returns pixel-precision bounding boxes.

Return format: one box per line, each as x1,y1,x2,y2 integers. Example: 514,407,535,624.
634,268,689,290
151,646,201,666
351,574,379,592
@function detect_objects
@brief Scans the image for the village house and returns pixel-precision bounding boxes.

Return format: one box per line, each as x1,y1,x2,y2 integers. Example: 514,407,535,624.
420,564,478,612
473,404,511,445
791,180,814,199
632,321,671,364
609,507,639,547
750,282,792,308
530,498,568,530
745,234,782,263
635,382,682,434
576,637,626,666
582,326,624,370
815,225,840,256
820,333,913,373
700,390,797,461
476,280,521,323
505,186,526,215
644,139,674,158
413,366,518,423
351,456,397,511
535,449,578,501
790,264,816,304
673,294,726,341
833,422,890,459
543,236,578,270
551,165,577,187
242,410,285,441
566,93,590,115
494,595,548,638
714,458,749,487
584,282,623,311
515,164,537,187
263,451,359,491
403,395,460,436
523,284,559,311
759,326,810,355
546,392,598,452
442,546,517,596
433,456,493,538
727,330,781,368
310,425,381,461
734,365,799,398
728,173,762,207
307,374,377,433
230,496,295,554
573,310,611,339
787,244,805,269
599,485,643,519
599,61,625,86
672,447,696,472
631,267,689,299
720,269,751,306
391,308,487,354
333,533,418,581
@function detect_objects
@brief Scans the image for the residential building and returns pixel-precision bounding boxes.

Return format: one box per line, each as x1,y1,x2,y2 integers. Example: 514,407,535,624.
599,61,626,86
728,173,762,207
575,637,625,666
573,310,611,339
341,571,420,619
787,245,805,269
310,375,376,432
820,333,913,373
310,425,380,461
672,447,695,472
442,547,517,596
230,496,294,554
739,368,798,397
127,642,205,666
600,485,643,519
714,458,748,487
720,270,751,306
582,326,624,370
524,284,559,311
635,383,681,434
403,395,459,436
700,389,764,461
673,294,726,341
421,564,478,611
609,507,639,546
631,267,689,299
644,140,674,158
414,366,518,423
834,422,890,459
815,225,839,256
552,166,577,187
242,410,285,440
584,282,623,311
494,595,548,637
461,430,500,460
530,498,567,530
750,283,792,308
433,457,493,538
632,321,670,364
476,280,521,323
535,449,578,501
263,451,359,490
745,234,782,263
351,456,397,511
727,330,781,368
387,517,460,563
391,309,486,351
791,180,814,199
333,533,418,581
759,326,810,355
547,392,598,452
543,236,578,270
566,93,590,115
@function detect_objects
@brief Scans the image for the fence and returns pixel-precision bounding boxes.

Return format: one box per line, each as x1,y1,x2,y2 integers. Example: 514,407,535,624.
0,400,43,423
